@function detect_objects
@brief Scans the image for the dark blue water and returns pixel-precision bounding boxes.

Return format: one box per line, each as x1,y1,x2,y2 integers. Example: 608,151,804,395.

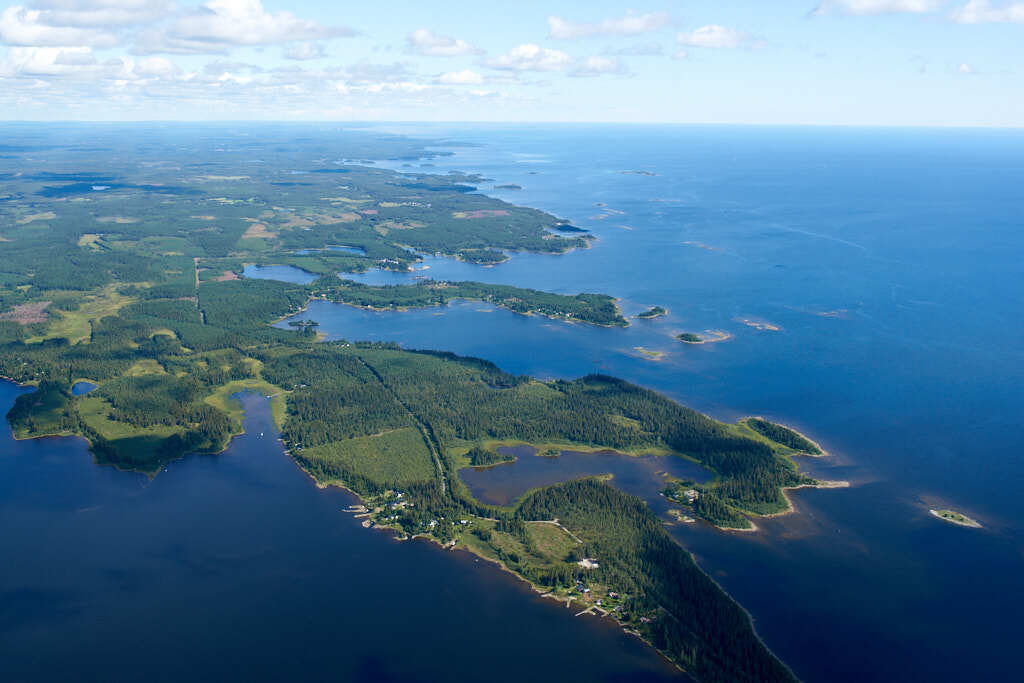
0,382,681,683
275,125,1024,682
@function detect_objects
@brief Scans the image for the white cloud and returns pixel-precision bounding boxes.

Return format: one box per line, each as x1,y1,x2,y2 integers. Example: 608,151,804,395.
0,45,89,76
957,62,976,73
485,44,573,71
676,25,749,48
813,0,944,14
133,55,178,78
548,11,670,39
0,45,182,81
0,5,118,46
952,0,1024,22
438,69,483,85
602,42,664,56
406,29,482,57
569,56,629,78
343,60,411,84
53,47,95,65
0,47,516,120
136,0,355,55
364,81,431,94
284,42,326,60
28,0,173,27
202,59,262,75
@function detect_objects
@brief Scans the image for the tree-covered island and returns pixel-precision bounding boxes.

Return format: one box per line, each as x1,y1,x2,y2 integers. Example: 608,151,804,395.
0,129,823,682
635,306,668,319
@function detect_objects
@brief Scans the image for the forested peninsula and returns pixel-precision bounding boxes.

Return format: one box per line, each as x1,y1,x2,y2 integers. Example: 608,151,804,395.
0,129,817,681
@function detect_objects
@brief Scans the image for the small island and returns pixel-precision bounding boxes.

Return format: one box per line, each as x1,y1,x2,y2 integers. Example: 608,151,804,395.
632,346,665,360
635,306,667,320
676,330,731,345
930,509,982,528
494,184,522,190
735,317,781,332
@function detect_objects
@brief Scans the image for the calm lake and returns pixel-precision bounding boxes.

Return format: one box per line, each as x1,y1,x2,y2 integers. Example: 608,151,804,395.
460,445,711,509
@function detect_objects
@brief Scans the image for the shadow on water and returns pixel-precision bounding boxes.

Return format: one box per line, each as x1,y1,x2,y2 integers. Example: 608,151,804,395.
0,382,684,683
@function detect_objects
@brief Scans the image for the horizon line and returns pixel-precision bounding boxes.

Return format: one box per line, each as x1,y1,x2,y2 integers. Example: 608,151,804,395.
1,120,1023,130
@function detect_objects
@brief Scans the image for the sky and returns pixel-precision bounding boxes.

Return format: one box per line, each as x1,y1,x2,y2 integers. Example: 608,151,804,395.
0,0,1021,125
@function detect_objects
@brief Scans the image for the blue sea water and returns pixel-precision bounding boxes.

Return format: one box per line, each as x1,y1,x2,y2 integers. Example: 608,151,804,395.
273,124,1024,682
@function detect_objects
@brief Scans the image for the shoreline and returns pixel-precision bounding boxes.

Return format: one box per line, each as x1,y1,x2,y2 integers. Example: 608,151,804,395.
328,486,690,677
705,479,851,532
759,480,851,519
2,377,265,479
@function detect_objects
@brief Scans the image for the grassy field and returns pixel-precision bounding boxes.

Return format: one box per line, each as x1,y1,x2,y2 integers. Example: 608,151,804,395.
524,521,580,560
126,359,166,376
300,427,436,487
27,284,136,345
